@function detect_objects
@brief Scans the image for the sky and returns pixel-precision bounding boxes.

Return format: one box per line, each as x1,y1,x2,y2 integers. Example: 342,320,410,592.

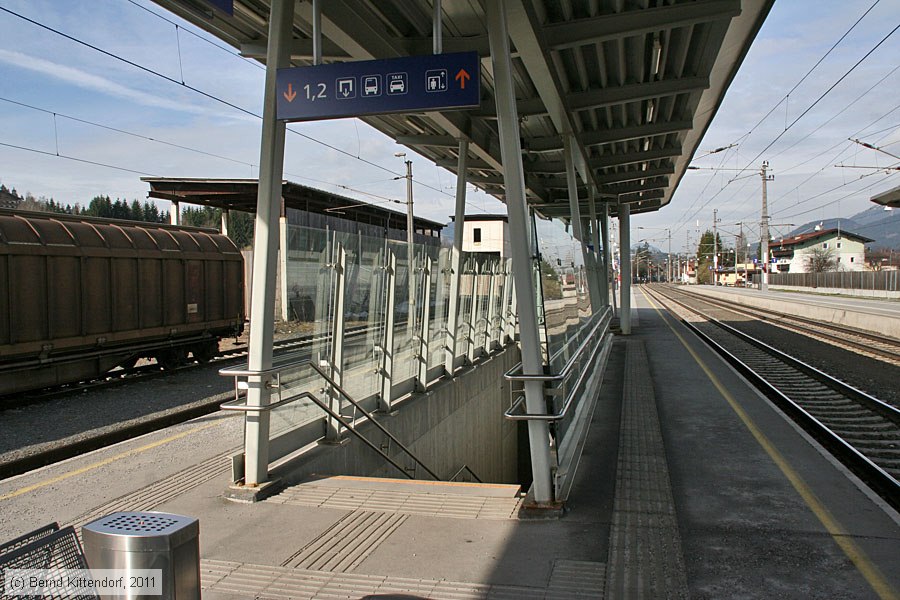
0,0,898,257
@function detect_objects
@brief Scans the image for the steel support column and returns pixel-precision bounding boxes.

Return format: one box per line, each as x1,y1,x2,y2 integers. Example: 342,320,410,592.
326,243,347,441
279,216,289,322
169,200,180,225
378,252,397,412
487,0,554,504
244,0,293,487
468,261,480,363
416,256,432,392
563,135,597,313
506,263,517,342
500,259,513,343
589,193,609,308
486,262,499,350
600,203,611,309
444,140,468,376
619,202,632,335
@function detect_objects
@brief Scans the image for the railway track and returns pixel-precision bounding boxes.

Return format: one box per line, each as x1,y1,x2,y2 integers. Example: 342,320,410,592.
673,286,900,365
644,285,900,511
0,323,380,480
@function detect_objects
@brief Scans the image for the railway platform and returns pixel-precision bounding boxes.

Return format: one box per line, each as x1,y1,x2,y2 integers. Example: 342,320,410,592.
2,287,899,599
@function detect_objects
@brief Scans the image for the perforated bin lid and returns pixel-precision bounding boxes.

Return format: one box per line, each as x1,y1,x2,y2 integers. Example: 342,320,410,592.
82,512,199,552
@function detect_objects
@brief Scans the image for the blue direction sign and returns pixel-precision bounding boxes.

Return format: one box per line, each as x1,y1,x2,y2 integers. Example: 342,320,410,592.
276,52,480,121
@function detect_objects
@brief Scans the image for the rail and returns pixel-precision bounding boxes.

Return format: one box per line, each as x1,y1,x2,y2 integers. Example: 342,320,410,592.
503,307,612,421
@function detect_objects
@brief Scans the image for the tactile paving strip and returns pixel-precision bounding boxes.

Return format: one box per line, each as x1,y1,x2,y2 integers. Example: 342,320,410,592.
546,559,606,599
267,484,522,520
69,452,230,532
281,510,408,572
604,340,689,600
202,559,559,599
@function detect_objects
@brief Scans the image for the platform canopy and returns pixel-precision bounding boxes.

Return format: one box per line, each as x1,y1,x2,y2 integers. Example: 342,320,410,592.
871,184,900,208
151,0,773,219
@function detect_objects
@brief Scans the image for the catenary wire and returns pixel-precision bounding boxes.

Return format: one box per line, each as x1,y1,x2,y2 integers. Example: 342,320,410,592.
0,4,478,208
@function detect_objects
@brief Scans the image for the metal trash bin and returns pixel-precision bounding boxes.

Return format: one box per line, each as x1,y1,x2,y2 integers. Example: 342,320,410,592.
82,512,200,600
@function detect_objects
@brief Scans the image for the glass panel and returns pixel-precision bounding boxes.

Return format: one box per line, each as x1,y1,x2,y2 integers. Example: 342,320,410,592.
389,238,416,391
339,232,384,404
263,225,332,431
269,362,324,437
428,246,451,372
535,218,595,373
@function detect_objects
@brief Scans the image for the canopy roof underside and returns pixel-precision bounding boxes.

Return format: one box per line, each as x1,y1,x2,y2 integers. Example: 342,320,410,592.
151,0,773,220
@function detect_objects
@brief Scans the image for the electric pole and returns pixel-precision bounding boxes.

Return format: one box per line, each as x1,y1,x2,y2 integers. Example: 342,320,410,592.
760,161,774,292
713,209,719,286
667,228,672,284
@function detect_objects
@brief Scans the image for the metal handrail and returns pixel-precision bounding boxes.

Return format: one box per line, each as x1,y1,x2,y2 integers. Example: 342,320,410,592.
448,464,483,483
298,390,419,481
309,362,441,481
220,394,299,413
219,356,441,481
504,306,611,382
504,325,609,421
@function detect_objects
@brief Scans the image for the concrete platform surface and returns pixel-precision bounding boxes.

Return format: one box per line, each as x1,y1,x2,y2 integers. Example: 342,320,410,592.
2,285,900,598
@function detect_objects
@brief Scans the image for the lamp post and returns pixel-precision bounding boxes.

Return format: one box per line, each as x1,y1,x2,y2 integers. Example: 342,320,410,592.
395,152,415,327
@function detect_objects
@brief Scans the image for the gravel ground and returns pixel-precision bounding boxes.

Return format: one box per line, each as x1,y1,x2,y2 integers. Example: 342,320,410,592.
0,325,323,472
675,294,900,408
0,361,236,469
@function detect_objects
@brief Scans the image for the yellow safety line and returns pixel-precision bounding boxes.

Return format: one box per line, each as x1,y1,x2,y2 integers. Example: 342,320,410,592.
0,421,221,503
641,288,898,600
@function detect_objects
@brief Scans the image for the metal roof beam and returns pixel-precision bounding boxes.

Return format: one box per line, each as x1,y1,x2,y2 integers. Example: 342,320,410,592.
240,40,350,61
544,0,742,51
506,0,593,186
525,120,692,152
471,77,708,118
582,120,693,147
569,77,710,111
525,146,682,173
395,135,460,147
402,35,493,56
596,165,675,185
541,168,672,190
600,184,669,202
312,1,548,201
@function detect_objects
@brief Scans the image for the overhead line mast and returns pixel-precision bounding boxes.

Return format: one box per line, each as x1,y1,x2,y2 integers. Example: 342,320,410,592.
760,161,774,292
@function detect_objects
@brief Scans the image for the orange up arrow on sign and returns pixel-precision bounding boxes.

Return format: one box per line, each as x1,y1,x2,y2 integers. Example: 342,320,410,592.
455,69,471,89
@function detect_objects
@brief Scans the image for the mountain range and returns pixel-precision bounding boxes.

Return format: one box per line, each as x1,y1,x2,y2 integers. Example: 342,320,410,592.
781,205,898,249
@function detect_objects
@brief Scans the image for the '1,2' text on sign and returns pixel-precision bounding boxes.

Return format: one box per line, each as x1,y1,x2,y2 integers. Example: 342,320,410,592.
276,52,480,121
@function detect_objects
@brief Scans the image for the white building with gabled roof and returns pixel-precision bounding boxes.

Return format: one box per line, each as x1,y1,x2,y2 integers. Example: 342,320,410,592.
770,228,872,273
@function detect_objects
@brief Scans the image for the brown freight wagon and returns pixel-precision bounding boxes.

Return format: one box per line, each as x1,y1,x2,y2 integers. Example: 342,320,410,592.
0,209,244,396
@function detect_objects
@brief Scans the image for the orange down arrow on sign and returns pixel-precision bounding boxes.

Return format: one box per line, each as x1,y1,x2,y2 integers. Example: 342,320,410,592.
283,83,297,102
455,69,470,89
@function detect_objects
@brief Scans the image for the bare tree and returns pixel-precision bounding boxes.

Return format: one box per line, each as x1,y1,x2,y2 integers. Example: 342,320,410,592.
804,246,837,273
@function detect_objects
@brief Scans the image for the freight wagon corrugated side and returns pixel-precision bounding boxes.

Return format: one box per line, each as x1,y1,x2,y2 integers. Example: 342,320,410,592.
0,209,244,395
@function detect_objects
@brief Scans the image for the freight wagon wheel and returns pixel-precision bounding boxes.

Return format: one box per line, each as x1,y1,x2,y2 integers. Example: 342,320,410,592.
156,348,187,370
191,341,218,363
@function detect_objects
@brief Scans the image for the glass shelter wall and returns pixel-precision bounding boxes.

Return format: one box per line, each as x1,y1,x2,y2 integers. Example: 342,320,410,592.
223,215,611,497
275,224,513,426
534,217,595,373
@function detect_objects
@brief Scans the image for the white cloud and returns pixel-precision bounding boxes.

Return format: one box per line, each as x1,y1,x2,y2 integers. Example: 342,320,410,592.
0,48,248,121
